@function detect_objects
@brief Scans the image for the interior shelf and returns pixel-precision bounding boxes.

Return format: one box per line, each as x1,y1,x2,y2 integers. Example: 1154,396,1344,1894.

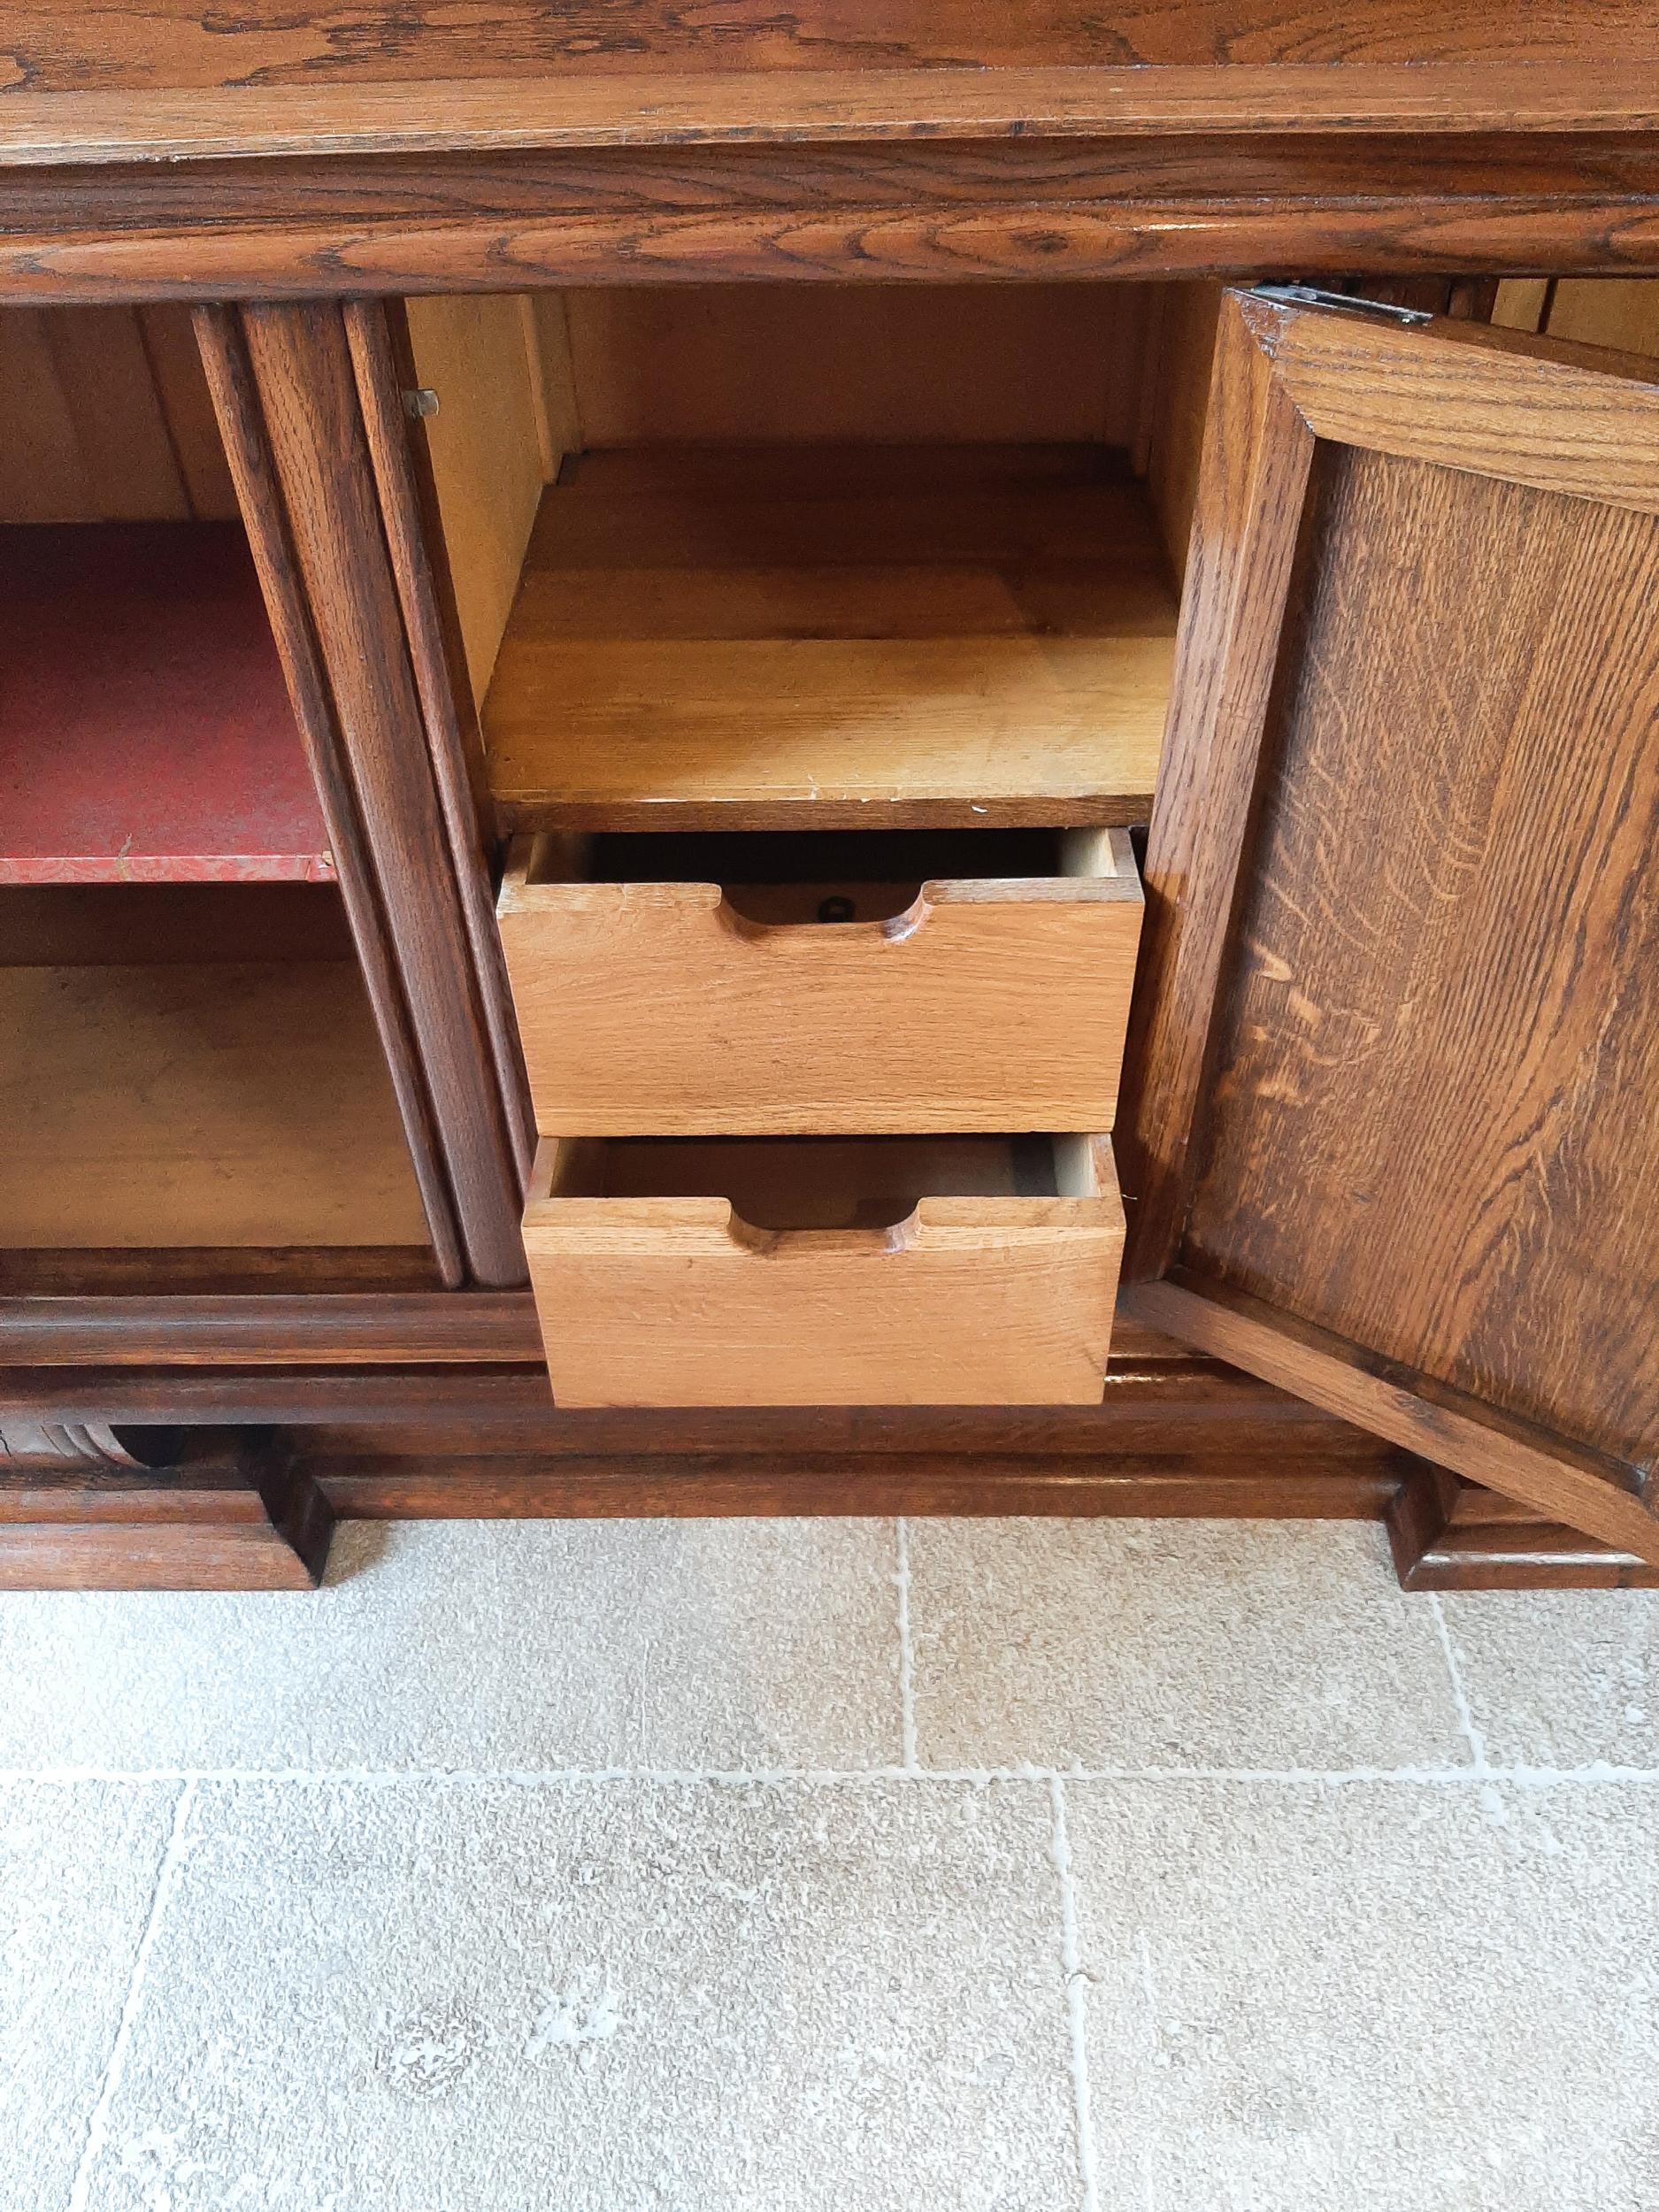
0,886,429,1251
481,443,1179,832
0,522,331,884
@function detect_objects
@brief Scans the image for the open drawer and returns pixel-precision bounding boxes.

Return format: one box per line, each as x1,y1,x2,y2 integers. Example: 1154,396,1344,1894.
521,1132,1124,1406
499,827,1142,1134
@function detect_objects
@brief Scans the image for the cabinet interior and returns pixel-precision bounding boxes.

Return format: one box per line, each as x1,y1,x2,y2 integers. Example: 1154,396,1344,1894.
418,279,1659,849
0,316,430,1271
411,281,1225,837
0,885,429,1256
4,276,1655,1277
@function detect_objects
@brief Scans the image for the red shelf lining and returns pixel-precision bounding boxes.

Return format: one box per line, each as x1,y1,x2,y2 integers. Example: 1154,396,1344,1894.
0,521,330,886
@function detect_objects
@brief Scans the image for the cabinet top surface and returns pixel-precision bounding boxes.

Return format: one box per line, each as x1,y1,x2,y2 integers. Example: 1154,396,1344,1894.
4,3,1659,168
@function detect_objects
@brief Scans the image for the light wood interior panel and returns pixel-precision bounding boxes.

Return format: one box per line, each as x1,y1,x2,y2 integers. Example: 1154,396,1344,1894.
0,305,236,522
417,281,1208,712
560,284,1155,447
0,886,429,1250
1141,281,1224,587
1544,278,1659,354
549,1133,1065,1224
1491,275,1659,355
1184,443,1659,1470
405,293,568,708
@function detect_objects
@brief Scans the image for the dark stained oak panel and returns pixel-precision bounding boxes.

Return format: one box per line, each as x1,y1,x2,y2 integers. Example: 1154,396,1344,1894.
1182,444,1659,1471
5,2,1656,96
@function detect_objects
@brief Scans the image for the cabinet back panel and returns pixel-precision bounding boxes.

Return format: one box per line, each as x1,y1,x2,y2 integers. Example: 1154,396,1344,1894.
0,306,236,523
561,285,1154,449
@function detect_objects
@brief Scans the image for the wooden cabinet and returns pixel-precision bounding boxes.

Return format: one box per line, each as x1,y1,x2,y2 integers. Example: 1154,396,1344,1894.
5,8,1659,1585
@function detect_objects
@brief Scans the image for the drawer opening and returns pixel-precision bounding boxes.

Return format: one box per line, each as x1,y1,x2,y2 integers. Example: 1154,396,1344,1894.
511,824,1135,928
539,1133,1109,1233
405,282,1226,836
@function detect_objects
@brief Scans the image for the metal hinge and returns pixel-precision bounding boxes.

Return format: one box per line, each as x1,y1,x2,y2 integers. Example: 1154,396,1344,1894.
1250,283,1434,326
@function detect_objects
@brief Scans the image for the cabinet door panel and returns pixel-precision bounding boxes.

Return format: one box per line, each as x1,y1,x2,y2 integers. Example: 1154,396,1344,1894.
1119,288,1659,1563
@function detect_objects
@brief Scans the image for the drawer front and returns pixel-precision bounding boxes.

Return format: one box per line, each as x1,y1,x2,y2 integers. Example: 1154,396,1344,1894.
522,1135,1124,1407
498,831,1141,1135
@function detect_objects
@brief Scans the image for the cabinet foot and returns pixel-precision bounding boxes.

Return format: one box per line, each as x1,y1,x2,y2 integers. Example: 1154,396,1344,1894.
1388,1463,1659,1591
0,1425,334,1590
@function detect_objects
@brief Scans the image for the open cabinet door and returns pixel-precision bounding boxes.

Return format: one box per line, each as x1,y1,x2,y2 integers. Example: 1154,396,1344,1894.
1119,285,1659,1565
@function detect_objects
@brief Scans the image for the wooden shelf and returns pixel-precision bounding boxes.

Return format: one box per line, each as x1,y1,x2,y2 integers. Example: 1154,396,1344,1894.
0,522,331,884
482,444,1178,832
0,888,429,1251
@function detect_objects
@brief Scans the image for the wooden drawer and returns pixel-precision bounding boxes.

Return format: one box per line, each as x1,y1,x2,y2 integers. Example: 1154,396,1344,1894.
499,827,1142,1134
522,1133,1124,1406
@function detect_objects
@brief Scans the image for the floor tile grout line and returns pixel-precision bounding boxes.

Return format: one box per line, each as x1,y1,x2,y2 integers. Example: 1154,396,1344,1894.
11,1763,1659,1789
65,1774,198,2212
894,1516,920,1774
1048,1777,1100,2212
1429,1593,1492,1773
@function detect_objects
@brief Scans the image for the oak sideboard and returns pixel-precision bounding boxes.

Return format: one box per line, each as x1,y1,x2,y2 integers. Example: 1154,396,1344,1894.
3,4,1658,1590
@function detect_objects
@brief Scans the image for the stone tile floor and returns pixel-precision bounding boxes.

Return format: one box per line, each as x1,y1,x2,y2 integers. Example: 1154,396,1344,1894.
2,1517,1655,2209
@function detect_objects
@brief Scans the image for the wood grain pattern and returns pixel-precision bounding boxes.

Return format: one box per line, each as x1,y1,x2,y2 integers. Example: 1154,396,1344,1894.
1389,1471,1659,1591
1183,442,1659,1477
10,130,1659,300
0,1279,1181,1368
500,829,1141,1135
195,303,469,1287
1246,292,1659,511
0,1435,334,1589
403,292,551,708
1131,1276,1659,1565
8,57,1659,162
0,304,233,519
1117,288,1315,1278
484,448,1176,831
1143,281,1224,586
343,300,537,1187
234,301,529,1285
0,1386,1629,1586
0,1361,1406,1553
0,959,432,1249
0,1356,1298,1428
522,1134,1124,1406
1121,288,1659,1563
0,1290,541,1368
317,1460,1398,1522
1547,276,1659,353
561,285,1156,449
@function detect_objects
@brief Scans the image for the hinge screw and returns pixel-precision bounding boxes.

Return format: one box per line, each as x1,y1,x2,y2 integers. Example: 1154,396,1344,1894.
403,387,441,420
